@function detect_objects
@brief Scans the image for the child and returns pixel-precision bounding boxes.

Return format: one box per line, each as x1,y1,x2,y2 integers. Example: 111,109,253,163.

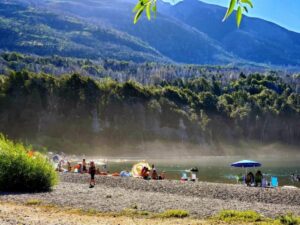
89,161,96,188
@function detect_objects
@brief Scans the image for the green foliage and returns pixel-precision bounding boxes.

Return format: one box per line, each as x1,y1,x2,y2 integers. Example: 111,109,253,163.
135,0,253,27
216,210,262,223
277,213,300,225
159,209,189,218
0,134,58,192
223,0,253,27
0,3,163,63
214,210,300,225
0,70,299,153
133,0,157,24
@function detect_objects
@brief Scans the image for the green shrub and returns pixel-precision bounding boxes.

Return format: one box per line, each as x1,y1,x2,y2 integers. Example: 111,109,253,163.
0,134,58,192
217,210,262,223
277,213,300,225
159,209,189,218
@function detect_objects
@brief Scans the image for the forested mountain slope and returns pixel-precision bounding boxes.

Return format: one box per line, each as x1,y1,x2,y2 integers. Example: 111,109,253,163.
0,1,167,62
0,71,298,154
2,0,300,66
17,0,300,66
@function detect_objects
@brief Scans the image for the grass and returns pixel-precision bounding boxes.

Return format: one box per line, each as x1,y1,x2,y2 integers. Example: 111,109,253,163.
71,208,188,219
216,210,262,223
277,213,300,225
25,199,42,206
213,210,300,225
159,209,189,218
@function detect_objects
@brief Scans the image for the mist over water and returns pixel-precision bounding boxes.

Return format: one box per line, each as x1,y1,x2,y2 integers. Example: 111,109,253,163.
74,141,300,187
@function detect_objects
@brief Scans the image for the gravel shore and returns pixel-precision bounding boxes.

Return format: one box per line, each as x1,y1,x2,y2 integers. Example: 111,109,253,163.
1,173,299,218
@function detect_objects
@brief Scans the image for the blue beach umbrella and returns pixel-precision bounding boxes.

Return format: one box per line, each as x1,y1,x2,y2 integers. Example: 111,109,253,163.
231,160,262,176
231,160,261,168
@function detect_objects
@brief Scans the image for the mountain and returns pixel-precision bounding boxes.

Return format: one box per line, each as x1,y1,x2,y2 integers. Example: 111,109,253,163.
0,0,168,62
42,0,236,65
160,0,300,66
1,0,300,67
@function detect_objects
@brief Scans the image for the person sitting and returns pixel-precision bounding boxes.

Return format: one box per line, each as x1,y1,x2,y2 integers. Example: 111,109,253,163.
158,171,165,180
181,172,188,181
255,170,263,187
141,166,150,180
76,163,82,173
190,173,197,182
151,168,158,180
245,172,254,186
67,161,72,172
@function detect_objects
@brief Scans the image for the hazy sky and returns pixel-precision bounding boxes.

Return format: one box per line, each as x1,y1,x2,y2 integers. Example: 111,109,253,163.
166,0,300,33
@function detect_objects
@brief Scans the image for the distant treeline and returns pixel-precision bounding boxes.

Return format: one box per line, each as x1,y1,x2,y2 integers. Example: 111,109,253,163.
2,52,299,86
0,70,299,153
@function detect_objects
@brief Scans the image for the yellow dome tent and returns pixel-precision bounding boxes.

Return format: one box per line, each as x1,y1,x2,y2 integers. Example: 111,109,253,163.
131,162,151,177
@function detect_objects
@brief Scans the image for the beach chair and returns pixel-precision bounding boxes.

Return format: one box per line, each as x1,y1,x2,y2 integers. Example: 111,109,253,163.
181,173,188,181
271,177,278,188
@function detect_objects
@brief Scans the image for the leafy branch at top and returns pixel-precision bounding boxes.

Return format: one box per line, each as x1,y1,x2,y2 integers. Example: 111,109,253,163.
223,0,253,27
133,0,157,24
133,0,253,27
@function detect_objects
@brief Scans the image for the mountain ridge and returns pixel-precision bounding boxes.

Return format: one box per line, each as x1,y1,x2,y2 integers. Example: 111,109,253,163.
0,0,300,67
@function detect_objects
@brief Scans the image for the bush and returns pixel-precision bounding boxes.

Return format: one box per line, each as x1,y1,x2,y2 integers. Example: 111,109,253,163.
217,210,262,223
159,209,189,218
0,134,58,192
277,213,300,225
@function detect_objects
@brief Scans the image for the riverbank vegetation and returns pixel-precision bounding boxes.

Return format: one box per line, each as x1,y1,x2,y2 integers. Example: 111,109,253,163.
0,134,57,192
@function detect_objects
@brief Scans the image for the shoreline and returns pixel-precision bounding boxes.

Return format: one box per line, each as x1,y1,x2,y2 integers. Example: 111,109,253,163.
60,173,300,206
0,173,299,219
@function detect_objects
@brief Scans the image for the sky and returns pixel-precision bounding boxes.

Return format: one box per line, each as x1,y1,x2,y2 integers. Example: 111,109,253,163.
167,0,300,33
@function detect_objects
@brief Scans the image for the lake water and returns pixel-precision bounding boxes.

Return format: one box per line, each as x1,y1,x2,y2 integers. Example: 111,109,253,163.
93,156,300,187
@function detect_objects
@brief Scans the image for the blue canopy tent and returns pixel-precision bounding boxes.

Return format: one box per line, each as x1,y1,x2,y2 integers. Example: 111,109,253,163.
231,160,262,179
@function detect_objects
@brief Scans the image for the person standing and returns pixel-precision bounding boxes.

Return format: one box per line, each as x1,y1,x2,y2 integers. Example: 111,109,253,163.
82,159,87,173
89,161,96,188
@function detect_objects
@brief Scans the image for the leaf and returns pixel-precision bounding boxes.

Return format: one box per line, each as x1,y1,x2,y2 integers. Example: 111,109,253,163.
222,0,237,22
146,2,151,20
152,1,157,18
241,0,253,8
134,7,145,24
236,6,243,27
133,1,142,12
243,6,248,13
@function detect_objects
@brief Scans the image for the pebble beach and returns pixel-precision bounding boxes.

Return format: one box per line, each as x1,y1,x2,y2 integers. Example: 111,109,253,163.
1,173,300,219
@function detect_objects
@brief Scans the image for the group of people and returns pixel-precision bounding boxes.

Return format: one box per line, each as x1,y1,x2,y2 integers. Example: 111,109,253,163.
245,170,263,187
291,174,300,182
57,159,167,187
140,164,165,180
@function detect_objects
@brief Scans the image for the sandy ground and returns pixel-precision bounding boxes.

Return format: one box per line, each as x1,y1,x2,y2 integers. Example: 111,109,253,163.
0,201,208,225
